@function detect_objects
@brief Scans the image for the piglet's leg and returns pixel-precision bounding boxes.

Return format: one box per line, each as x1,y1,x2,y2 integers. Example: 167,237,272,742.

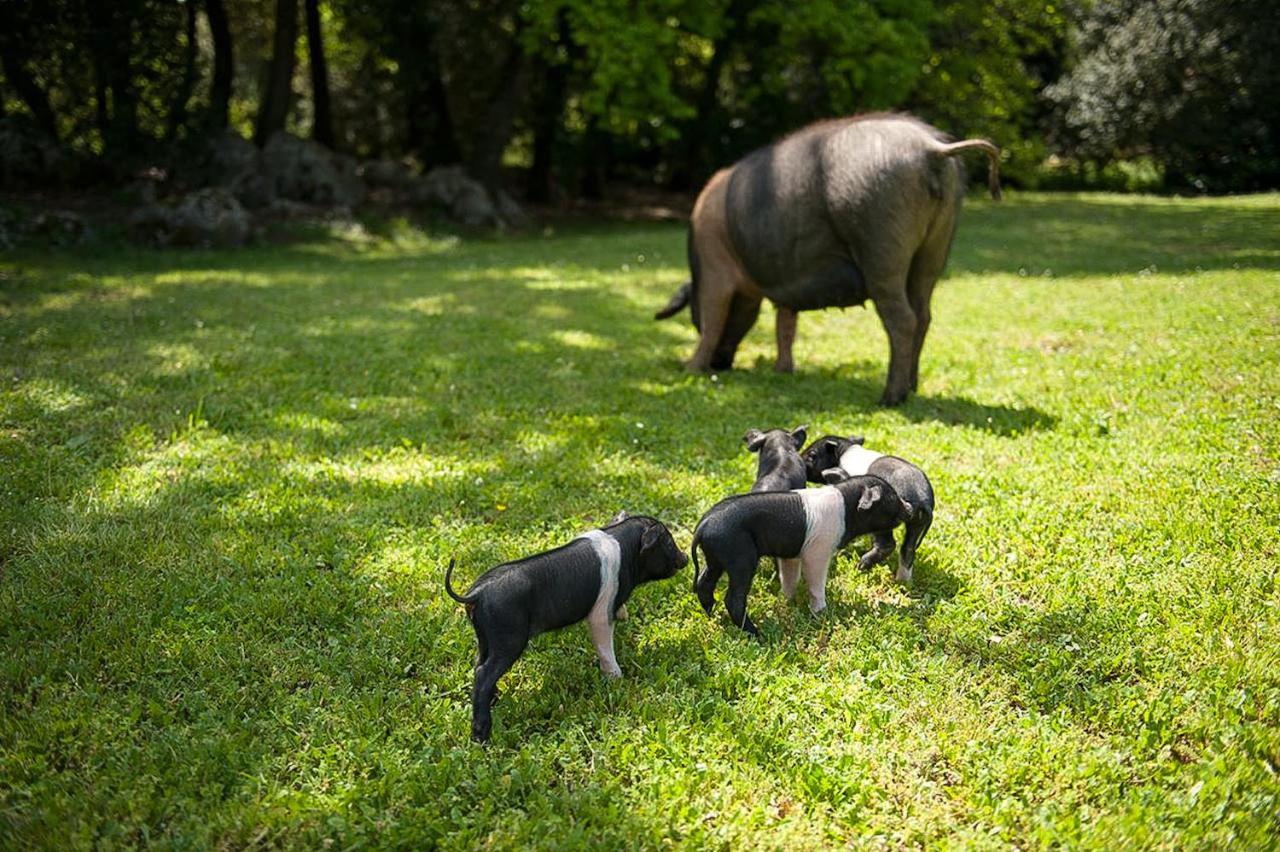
587,614,622,678
801,547,834,614
778,558,801,600
858,530,896,572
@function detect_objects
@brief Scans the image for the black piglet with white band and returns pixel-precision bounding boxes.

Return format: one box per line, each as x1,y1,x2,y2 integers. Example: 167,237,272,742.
800,435,935,584
445,512,687,743
690,475,912,636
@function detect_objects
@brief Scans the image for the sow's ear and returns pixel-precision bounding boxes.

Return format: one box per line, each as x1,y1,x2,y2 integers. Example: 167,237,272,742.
822,467,850,484
743,430,766,452
790,425,808,449
640,521,665,552
848,435,866,446
608,510,630,525
857,484,882,511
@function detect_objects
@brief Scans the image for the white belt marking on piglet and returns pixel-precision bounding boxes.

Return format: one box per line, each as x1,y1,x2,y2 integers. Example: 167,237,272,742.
795,486,847,614
838,445,884,476
577,529,623,677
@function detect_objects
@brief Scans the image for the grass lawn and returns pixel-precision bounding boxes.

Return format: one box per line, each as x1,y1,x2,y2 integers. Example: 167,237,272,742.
2,192,1278,847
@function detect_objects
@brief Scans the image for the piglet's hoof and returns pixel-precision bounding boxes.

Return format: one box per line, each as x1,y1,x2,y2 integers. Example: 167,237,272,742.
600,664,623,679
615,604,629,621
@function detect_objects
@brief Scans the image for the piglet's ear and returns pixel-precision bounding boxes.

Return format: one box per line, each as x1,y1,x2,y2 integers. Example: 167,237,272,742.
608,510,630,525
857,484,882,511
900,499,914,520
790,425,808,448
848,435,866,446
640,522,664,552
743,430,765,452
823,438,840,451
822,467,850,484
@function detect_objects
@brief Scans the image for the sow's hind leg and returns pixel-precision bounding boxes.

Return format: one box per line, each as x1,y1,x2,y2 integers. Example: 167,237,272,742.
710,293,762,371
905,213,957,392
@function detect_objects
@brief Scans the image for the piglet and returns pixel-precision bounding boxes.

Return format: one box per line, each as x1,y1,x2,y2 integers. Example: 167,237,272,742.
691,476,911,636
743,425,808,492
800,434,934,583
445,512,687,742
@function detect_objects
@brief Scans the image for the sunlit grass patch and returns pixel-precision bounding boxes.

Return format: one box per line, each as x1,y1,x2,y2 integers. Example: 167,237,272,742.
1,193,1278,847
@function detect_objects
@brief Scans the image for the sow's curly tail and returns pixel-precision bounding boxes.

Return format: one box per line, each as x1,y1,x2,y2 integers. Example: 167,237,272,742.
443,557,474,604
934,138,1002,201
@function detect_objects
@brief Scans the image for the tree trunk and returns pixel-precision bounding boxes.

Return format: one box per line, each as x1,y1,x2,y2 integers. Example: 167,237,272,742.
303,0,334,148
166,0,199,143
580,118,609,200
87,3,139,159
526,11,571,203
256,0,300,146
206,0,233,130
400,15,460,167
467,37,529,189
670,3,747,189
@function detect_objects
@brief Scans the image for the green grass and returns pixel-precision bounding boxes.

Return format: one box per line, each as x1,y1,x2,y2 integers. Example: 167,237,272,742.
2,192,1278,848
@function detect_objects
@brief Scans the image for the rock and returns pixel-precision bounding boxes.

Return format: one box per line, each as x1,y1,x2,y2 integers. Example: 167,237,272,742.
0,208,18,250
129,187,250,248
358,159,415,190
415,165,527,228
25,210,86,245
261,132,365,208
266,197,321,218
124,166,167,206
416,165,471,207
450,181,499,227
494,189,530,229
203,129,272,208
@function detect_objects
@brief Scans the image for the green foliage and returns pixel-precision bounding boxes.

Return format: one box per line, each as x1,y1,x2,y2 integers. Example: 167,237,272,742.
2,194,1279,844
746,0,934,114
1047,0,1280,191
907,0,1069,185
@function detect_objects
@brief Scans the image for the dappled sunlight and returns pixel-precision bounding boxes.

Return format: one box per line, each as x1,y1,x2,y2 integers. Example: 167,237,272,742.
10,377,91,416
2,198,1278,847
549,329,611,351
145,342,208,377
270,411,347,439
285,448,478,487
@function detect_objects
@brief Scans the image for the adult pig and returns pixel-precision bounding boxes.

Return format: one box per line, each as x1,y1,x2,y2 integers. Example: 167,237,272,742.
654,114,1000,406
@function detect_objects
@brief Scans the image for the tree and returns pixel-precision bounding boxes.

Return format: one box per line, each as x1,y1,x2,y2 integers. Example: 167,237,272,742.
304,0,335,147
256,0,300,146
206,0,234,130
0,3,61,140
1047,0,1280,190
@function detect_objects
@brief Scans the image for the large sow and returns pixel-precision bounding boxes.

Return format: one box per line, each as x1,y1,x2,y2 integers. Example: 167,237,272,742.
655,113,1000,405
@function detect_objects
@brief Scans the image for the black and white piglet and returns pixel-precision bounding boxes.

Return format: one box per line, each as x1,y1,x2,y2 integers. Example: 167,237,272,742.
743,425,809,492
800,435,934,584
690,476,911,636
445,512,687,743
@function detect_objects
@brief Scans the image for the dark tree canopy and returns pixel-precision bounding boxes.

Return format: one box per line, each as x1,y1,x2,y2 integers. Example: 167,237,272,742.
0,0,1274,194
